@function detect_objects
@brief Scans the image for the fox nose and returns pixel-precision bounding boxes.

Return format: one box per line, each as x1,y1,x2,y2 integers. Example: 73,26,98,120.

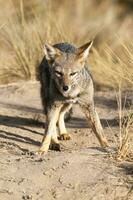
63,85,69,91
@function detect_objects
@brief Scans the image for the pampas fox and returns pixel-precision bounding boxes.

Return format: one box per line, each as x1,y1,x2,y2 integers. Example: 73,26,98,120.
38,41,109,154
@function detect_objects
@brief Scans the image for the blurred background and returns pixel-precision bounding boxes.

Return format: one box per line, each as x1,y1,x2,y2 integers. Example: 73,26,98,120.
0,0,133,89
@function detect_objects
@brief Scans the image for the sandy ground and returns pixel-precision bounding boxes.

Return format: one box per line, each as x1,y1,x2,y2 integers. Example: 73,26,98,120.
0,81,132,200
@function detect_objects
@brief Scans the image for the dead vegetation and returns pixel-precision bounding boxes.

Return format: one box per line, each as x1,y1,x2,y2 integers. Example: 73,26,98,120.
115,87,133,161
0,0,133,88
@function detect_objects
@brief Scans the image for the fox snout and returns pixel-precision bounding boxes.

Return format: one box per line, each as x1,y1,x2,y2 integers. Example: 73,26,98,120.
57,76,72,96
62,85,69,91
62,75,71,92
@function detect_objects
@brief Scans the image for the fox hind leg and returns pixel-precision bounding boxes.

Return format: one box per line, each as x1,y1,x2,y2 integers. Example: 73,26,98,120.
50,125,61,151
58,104,72,140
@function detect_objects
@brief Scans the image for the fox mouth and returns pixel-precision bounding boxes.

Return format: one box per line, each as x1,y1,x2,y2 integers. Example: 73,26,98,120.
61,90,70,97
57,87,72,98
56,82,76,98
56,84,71,97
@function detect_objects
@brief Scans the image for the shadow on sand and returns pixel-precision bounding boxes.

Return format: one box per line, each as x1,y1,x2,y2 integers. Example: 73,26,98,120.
0,113,118,148
0,98,120,148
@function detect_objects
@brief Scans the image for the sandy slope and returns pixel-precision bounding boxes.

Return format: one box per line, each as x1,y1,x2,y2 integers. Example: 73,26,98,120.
0,81,132,200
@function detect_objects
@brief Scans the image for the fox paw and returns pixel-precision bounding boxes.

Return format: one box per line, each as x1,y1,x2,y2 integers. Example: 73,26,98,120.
101,139,110,148
50,143,61,151
36,146,49,155
58,133,71,141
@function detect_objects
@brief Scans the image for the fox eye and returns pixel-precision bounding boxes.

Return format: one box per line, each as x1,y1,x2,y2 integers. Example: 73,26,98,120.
55,71,63,76
70,72,77,76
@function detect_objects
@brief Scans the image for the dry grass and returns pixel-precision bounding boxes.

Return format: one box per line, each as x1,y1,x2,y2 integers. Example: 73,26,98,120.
115,87,133,161
0,0,133,88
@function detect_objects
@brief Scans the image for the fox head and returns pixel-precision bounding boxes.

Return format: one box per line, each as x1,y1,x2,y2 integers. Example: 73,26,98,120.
43,41,93,98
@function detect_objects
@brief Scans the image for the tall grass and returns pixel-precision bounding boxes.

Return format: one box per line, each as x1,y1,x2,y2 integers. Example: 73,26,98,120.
0,0,133,88
115,87,133,161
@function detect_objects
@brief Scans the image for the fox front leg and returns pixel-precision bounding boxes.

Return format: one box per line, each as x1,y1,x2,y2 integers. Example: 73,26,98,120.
81,102,109,148
38,104,62,154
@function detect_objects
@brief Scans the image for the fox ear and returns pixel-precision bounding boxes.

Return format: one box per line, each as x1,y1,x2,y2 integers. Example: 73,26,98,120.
43,44,61,60
77,41,93,61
